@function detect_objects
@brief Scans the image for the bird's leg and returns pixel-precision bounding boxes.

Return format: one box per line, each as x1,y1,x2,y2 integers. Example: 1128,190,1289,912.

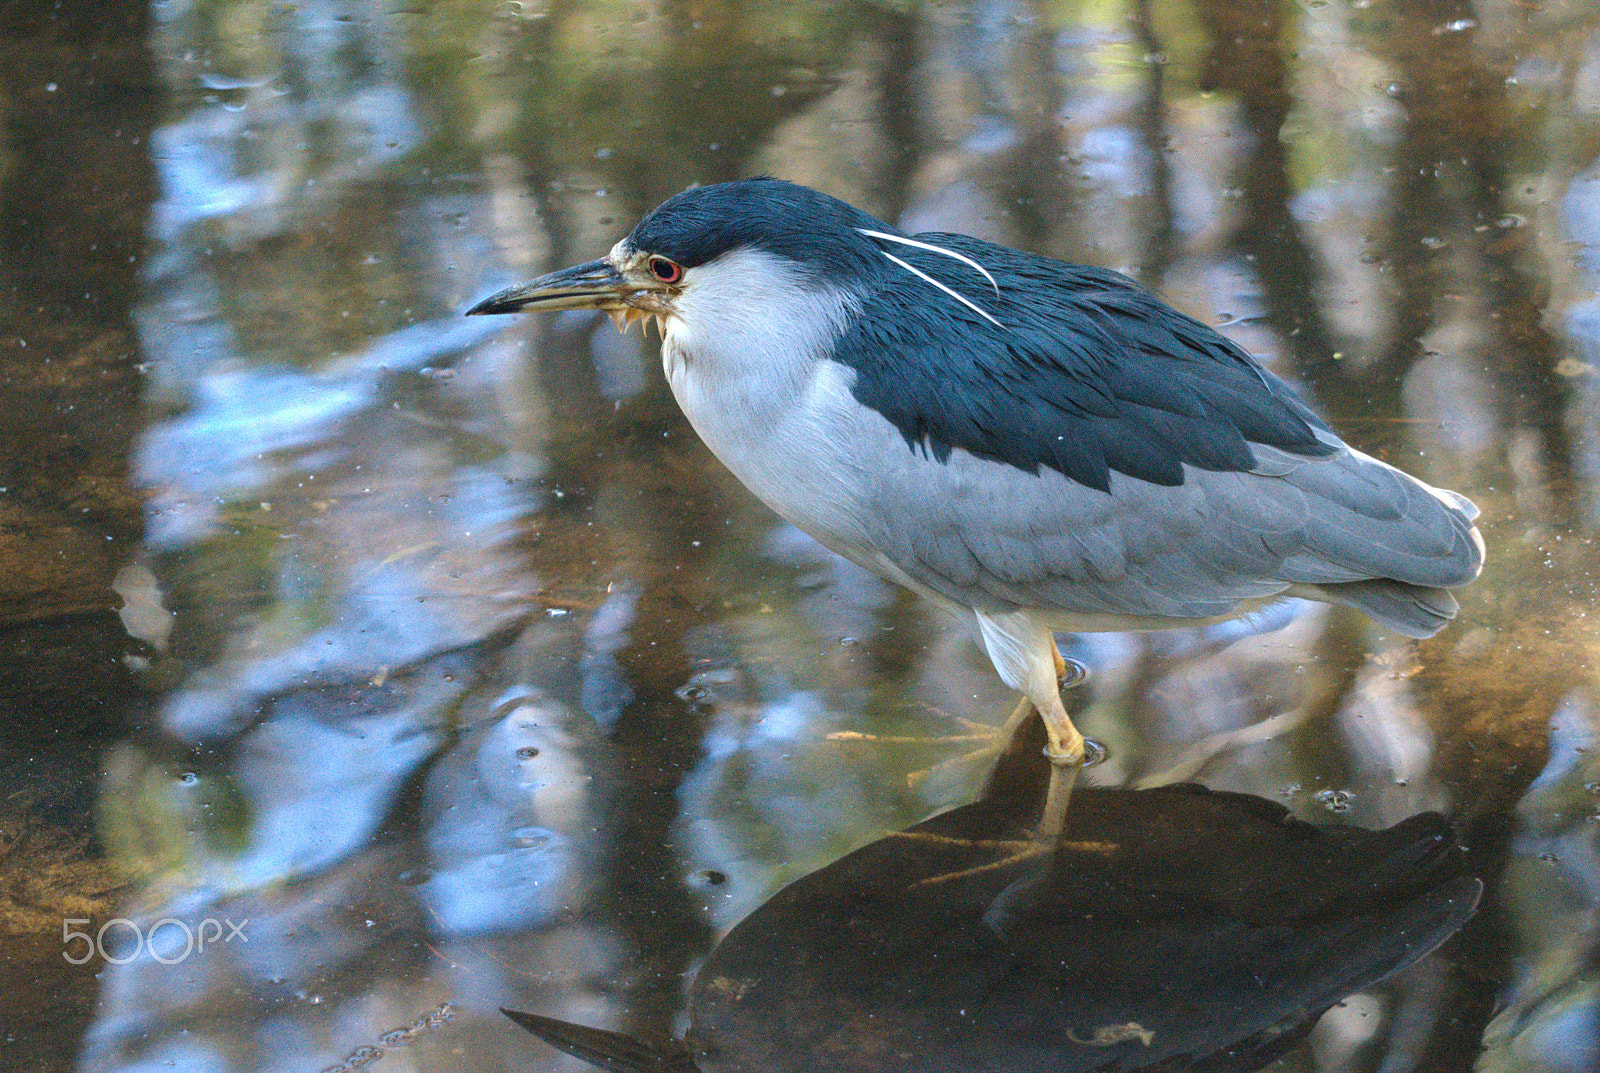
987,646,1092,846
1032,696,1085,847
1044,645,1088,760
1026,645,1098,845
994,646,1088,742
913,656,1094,889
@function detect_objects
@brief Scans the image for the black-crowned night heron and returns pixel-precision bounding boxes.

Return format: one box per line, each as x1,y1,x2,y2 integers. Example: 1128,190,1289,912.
468,178,1484,835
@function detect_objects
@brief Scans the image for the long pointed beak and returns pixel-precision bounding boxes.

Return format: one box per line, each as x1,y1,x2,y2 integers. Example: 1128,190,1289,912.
466,258,654,316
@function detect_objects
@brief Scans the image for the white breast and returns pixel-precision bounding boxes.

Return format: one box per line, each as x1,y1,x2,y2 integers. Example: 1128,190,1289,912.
657,249,878,558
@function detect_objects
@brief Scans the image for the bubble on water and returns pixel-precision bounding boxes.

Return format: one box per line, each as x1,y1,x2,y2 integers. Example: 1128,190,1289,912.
674,683,712,704
511,827,552,850
1314,789,1353,813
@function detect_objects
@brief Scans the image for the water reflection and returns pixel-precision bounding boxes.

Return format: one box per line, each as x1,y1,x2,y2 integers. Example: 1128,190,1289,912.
0,0,1596,1070
507,716,1481,1072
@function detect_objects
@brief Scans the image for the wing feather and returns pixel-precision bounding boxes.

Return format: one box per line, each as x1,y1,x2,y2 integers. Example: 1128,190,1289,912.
852,401,1482,635
834,235,1339,494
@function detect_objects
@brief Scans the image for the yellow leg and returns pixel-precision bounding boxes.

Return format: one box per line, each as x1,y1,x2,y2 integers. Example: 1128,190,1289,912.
1042,646,1088,758
1036,646,1100,850
1039,647,1088,763
1012,649,1093,846
911,653,1094,888
997,648,1088,758
1035,704,1083,847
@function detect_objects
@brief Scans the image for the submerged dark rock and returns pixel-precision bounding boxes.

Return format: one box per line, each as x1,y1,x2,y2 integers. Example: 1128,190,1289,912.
507,717,1481,1072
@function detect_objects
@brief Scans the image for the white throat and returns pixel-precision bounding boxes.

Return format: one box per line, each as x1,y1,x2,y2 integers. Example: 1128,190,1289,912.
661,247,861,401
656,247,873,548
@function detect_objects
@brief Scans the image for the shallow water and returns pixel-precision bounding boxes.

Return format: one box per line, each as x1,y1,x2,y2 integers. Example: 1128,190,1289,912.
0,0,1597,1070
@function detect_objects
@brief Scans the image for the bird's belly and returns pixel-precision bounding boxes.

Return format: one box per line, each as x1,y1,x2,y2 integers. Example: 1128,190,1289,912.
665,357,881,561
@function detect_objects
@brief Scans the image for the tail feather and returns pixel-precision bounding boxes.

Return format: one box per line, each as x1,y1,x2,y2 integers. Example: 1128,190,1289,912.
1291,578,1461,638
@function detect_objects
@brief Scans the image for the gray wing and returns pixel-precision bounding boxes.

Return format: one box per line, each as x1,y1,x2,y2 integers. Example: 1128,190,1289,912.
854,419,1484,638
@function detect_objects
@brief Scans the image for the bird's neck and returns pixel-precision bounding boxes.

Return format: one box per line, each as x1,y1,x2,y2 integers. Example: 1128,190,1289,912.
661,249,863,426
656,254,872,540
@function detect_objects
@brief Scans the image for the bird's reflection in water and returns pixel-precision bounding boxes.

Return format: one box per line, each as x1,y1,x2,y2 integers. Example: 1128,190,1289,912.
505,716,1482,1072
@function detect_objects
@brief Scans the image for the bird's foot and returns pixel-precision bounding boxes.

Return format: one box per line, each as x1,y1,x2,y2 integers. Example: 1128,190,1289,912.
897,827,1118,889
834,699,1083,790
915,734,1110,887
902,835,1044,889
825,714,997,749
827,712,1017,790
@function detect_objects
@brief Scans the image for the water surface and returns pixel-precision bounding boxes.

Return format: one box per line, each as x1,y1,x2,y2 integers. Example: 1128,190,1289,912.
1,0,1597,1070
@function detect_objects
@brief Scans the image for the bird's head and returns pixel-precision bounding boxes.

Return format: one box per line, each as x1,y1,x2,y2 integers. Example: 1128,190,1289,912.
466,178,895,338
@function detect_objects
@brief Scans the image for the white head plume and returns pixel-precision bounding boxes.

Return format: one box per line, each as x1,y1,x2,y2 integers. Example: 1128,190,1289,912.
856,229,1002,296
872,249,1004,329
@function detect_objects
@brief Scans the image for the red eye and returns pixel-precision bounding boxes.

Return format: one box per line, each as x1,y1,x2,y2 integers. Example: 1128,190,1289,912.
647,256,683,284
